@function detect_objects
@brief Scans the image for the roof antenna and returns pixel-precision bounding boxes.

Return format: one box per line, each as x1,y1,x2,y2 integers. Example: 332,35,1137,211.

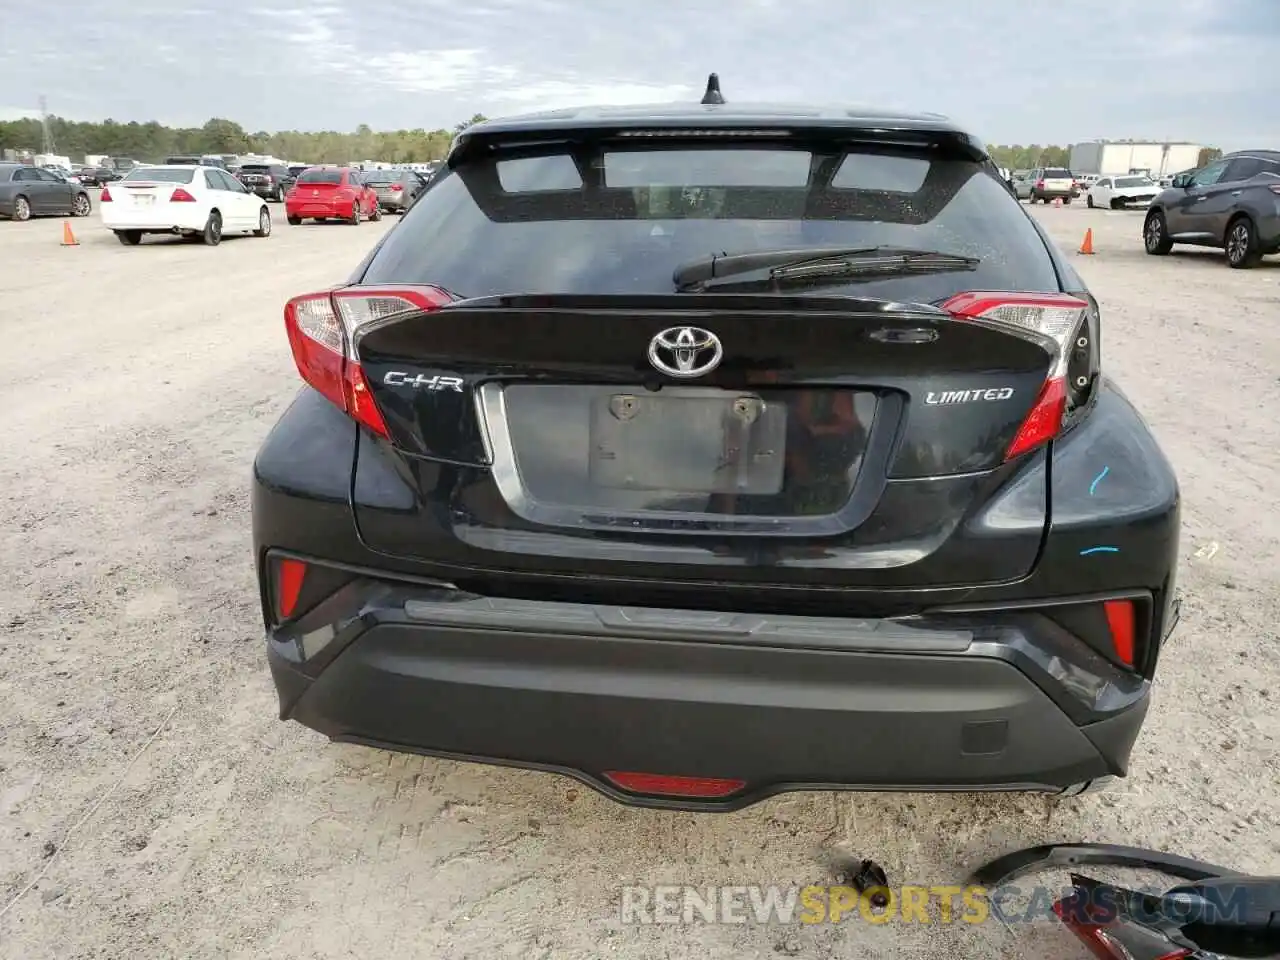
700,73,725,105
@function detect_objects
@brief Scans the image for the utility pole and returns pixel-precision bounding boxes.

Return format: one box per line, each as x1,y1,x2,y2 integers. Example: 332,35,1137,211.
39,95,56,155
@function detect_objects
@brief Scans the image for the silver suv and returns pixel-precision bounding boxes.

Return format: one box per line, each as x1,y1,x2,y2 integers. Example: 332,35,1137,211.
1016,167,1078,204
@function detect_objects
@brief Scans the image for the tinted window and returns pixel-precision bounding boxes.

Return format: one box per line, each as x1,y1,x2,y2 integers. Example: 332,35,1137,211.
166,157,200,165
363,144,1060,299
289,166,309,176
1043,168,1071,178
127,167,197,183
0,168,13,183
13,167,37,181
1191,160,1229,186
1223,157,1264,181
1114,176,1152,188
239,164,271,174
297,169,344,184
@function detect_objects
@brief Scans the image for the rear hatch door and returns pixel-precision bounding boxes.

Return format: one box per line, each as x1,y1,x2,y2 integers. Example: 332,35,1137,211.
347,135,1073,590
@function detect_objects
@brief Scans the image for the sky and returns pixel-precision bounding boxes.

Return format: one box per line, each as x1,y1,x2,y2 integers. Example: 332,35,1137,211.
1,0,1276,150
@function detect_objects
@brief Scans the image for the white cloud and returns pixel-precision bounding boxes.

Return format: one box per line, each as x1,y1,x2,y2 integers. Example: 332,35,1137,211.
0,0,1272,147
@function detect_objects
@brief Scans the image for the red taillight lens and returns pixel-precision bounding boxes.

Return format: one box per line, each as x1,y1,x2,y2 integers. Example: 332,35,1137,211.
99,186,112,202
276,558,307,619
941,291,1092,460
1103,599,1136,667
1053,895,1192,960
390,183,403,191
1036,179,1045,189
603,772,747,798
170,187,196,202
283,285,454,439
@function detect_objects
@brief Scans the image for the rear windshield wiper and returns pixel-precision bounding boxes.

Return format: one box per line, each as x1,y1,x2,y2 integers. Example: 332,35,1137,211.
672,246,980,292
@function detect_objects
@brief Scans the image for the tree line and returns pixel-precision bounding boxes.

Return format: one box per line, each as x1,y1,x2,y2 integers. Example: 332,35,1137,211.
0,115,489,165
0,114,1222,170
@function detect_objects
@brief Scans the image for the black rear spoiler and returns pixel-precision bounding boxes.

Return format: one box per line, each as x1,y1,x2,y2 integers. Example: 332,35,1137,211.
448,122,990,167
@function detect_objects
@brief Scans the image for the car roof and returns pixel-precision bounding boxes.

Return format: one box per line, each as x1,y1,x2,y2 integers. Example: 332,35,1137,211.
1224,149,1280,160
454,95,988,161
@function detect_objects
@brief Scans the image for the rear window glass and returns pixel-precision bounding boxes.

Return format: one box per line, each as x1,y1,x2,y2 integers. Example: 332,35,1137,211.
362,171,398,183
297,169,344,184
363,144,1060,299
124,167,196,183
1115,176,1152,188
1043,168,1072,178
239,164,271,173
166,157,200,164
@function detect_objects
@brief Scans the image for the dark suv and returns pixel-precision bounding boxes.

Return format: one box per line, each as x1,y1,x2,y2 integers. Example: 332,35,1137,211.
237,163,295,202
1144,150,1280,268
252,80,1180,810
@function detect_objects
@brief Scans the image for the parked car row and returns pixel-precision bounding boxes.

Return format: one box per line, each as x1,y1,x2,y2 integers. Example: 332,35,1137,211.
283,166,430,223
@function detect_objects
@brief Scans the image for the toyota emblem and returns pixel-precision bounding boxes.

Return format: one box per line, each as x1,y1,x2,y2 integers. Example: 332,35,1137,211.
647,326,723,378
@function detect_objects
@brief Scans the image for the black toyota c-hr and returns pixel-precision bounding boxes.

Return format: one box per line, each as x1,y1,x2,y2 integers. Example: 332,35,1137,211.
252,79,1180,811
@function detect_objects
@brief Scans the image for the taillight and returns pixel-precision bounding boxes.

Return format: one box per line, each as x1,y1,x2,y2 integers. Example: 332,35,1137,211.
99,186,112,202
283,285,455,438
941,291,1093,460
1054,892,1193,960
170,187,196,202
390,183,403,191
1036,179,1045,189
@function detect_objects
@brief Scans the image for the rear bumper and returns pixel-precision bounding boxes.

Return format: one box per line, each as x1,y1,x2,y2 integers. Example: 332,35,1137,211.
286,201,353,218
101,208,209,231
266,571,1151,810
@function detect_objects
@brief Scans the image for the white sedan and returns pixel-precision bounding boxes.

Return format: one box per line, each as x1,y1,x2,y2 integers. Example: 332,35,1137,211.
1086,175,1161,210
100,164,273,246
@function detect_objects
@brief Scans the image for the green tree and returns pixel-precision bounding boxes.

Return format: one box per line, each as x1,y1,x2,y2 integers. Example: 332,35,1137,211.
0,113,472,164
200,118,250,153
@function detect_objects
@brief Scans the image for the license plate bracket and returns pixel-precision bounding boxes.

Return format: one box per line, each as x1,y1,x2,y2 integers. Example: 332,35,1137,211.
589,388,787,495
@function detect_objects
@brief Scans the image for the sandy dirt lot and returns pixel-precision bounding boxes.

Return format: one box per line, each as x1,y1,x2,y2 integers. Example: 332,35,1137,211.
1,197,1278,960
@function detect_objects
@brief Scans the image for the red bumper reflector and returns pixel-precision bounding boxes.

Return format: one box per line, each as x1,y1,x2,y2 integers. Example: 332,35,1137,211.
277,558,308,619
603,772,747,798
1103,599,1136,667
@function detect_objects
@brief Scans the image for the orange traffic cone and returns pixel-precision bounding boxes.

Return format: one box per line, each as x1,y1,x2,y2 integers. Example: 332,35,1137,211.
61,221,79,246
1079,228,1095,255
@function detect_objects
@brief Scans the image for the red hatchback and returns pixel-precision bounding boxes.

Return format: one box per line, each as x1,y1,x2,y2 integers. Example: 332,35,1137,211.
285,167,381,225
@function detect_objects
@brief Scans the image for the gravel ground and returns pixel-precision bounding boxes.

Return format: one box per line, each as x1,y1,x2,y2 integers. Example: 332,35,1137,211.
1,198,1277,960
